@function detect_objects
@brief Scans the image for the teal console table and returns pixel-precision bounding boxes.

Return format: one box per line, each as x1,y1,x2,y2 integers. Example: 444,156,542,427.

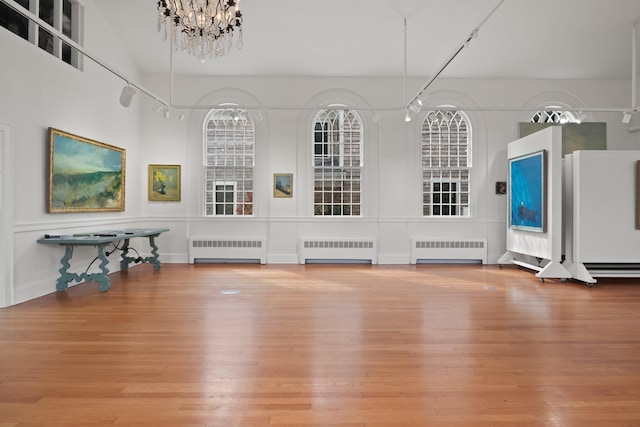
37,228,170,292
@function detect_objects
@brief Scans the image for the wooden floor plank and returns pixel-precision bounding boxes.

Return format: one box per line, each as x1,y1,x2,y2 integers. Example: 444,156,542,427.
1,264,640,426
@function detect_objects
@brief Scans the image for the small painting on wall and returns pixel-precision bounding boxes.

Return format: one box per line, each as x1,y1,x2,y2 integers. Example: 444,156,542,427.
274,173,293,198
509,150,546,232
48,128,125,213
148,164,181,201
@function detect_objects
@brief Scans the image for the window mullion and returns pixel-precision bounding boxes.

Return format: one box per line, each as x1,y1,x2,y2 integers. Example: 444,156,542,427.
53,0,61,58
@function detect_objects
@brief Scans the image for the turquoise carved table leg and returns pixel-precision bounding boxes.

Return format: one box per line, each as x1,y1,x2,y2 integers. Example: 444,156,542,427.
56,245,75,291
119,238,133,271
55,245,111,292
92,245,111,292
148,235,161,271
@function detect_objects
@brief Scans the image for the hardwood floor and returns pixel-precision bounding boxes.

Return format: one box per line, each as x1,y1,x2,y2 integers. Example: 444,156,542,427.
1,263,640,426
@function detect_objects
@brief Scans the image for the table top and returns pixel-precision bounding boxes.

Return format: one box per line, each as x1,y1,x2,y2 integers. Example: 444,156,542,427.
37,228,170,246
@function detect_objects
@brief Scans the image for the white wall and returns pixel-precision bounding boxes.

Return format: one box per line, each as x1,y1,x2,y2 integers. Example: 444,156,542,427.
139,74,639,267
1,3,639,305
0,0,145,306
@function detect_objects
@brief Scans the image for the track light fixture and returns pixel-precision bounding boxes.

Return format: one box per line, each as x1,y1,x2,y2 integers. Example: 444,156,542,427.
404,109,412,122
408,98,422,114
622,111,633,124
119,84,136,108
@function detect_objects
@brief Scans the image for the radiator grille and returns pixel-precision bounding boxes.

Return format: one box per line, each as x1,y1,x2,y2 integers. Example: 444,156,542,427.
410,238,487,264
414,240,485,249
300,239,377,264
191,239,263,248
188,238,266,264
303,240,374,249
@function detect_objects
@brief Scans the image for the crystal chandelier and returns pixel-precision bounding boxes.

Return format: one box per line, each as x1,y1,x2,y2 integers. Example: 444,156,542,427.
157,0,243,60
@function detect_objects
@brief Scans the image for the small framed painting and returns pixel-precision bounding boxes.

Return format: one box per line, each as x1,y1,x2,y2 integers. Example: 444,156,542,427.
274,173,293,198
148,164,181,201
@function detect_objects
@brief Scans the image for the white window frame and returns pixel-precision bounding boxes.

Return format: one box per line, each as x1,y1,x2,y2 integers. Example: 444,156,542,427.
212,181,237,216
203,107,255,217
0,0,82,68
421,108,471,217
312,108,363,217
430,178,461,216
531,108,579,124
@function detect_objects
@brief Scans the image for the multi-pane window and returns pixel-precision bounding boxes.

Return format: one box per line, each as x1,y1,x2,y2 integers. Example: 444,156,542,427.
0,0,80,67
421,109,471,216
313,109,362,216
204,108,255,216
531,109,579,123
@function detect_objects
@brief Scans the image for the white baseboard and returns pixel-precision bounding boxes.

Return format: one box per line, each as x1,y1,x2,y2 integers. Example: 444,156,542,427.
267,254,299,264
377,254,410,264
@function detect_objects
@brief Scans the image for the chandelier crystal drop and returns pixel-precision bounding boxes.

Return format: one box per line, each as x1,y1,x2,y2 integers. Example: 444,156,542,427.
157,0,243,60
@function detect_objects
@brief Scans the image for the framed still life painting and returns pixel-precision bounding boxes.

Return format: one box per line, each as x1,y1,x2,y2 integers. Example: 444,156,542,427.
508,150,546,232
48,127,126,213
148,164,181,201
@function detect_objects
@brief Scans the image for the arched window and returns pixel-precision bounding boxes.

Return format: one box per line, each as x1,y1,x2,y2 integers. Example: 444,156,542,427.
531,108,582,124
421,109,471,216
203,108,255,216
312,108,362,216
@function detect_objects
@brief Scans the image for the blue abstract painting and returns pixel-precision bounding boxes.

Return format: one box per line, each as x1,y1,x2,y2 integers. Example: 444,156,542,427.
509,150,545,232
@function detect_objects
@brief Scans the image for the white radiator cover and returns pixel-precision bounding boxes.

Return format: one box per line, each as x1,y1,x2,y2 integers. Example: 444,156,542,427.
410,238,487,264
299,238,377,264
188,238,266,264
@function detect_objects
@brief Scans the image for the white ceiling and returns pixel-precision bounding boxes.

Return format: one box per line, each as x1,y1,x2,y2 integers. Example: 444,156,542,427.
95,0,640,81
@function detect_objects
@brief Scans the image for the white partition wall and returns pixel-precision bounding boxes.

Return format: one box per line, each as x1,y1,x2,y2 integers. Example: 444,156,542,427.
564,150,640,283
498,127,571,281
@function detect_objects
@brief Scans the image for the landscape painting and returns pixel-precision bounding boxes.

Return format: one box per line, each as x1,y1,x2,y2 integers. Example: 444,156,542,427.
48,128,125,213
274,173,293,198
509,150,545,232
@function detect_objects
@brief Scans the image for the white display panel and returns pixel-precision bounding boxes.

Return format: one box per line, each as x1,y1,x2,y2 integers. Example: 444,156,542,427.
499,126,570,280
571,150,640,263
506,127,560,260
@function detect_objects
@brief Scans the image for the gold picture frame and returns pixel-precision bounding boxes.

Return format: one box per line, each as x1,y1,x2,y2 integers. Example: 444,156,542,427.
48,128,126,213
148,164,181,201
273,173,293,198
